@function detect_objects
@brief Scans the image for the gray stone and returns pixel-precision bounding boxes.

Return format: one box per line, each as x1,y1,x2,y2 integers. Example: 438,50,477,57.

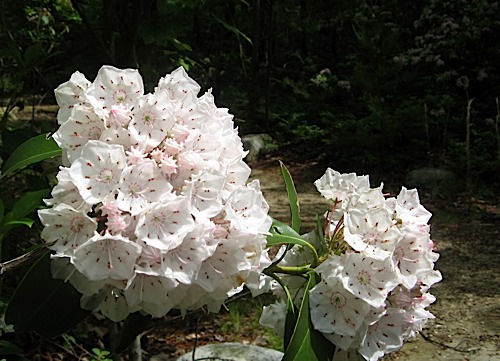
242,134,273,162
175,342,284,361
405,167,461,195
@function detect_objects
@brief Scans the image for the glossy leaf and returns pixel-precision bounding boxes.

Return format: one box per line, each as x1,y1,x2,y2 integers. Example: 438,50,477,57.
5,251,90,338
283,292,297,351
6,189,50,220
1,133,61,179
280,162,301,233
2,218,34,230
0,340,23,355
282,271,335,361
267,219,319,265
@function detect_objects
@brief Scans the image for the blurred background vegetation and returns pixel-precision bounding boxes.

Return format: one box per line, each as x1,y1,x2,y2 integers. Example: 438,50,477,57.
1,0,499,192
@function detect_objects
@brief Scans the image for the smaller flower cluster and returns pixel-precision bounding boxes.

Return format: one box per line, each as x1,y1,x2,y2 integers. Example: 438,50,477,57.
39,66,271,321
260,168,441,361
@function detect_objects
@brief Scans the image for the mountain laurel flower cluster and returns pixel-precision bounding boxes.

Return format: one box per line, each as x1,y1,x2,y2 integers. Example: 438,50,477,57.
38,66,272,321
260,168,442,361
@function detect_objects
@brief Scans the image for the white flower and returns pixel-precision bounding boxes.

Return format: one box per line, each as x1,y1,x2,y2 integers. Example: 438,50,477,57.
72,232,142,281
310,276,371,336
54,71,91,124
38,204,97,254
259,300,287,338
358,308,405,361
86,65,143,110
186,169,226,217
53,105,105,163
393,228,436,289
225,180,271,235
157,66,201,100
341,253,401,308
116,160,173,215
44,167,88,211
135,196,195,251
162,222,217,284
124,271,177,317
43,65,272,320
344,207,401,260
70,140,127,204
129,90,175,148
393,187,432,227
82,284,130,322
314,168,370,203
195,240,249,292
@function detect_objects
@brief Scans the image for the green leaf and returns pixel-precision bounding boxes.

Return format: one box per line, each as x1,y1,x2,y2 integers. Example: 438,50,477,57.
0,340,23,355
282,272,335,361
267,219,302,243
0,199,4,225
5,251,91,338
280,162,301,234
267,219,319,266
283,295,297,351
1,133,62,179
7,189,50,221
2,218,34,230
112,312,151,355
212,13,253,45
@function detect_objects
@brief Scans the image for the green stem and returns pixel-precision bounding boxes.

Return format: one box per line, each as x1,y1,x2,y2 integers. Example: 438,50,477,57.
264,263,313,276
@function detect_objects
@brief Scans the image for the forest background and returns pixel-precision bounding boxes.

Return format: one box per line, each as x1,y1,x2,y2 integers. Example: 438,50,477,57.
1,0,499,194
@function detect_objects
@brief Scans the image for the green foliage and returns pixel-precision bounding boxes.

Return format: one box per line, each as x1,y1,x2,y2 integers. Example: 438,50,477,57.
90,348,112,361
1,133,61,179
282,272,334,361
264,166,335,360
5,251,91,338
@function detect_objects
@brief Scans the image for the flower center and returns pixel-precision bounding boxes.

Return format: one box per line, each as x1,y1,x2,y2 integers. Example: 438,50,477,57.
98,168,114,183
330,292,347,308
114,89,127,103
357,270,371,286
